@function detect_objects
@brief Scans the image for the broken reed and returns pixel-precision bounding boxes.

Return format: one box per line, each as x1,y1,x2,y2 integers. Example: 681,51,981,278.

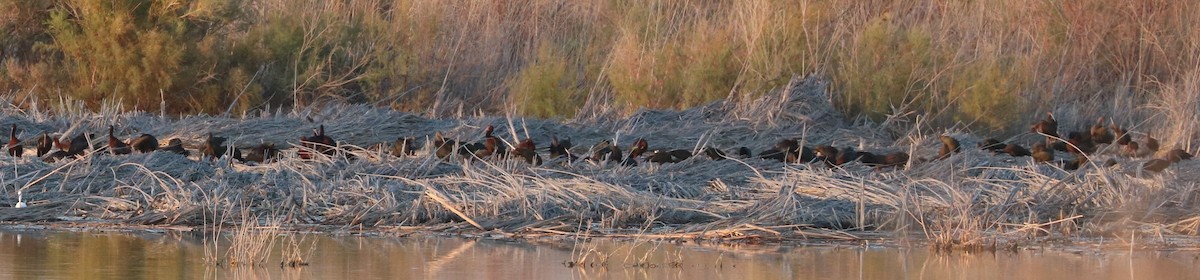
200,208,314,268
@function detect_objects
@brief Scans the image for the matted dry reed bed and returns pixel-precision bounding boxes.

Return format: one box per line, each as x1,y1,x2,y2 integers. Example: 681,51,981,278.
0,76,1197,249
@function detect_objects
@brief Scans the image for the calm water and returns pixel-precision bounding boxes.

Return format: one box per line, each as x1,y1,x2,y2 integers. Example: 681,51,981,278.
0,229,1197,279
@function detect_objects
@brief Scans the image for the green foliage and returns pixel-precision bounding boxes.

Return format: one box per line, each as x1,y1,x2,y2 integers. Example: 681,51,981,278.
832,13,1032,132
678,23,739,107
37,0,256,113
509,46,584,118
948,59,1028,132
48,1,168,108
606,2,741,112
242,2,375,108
604,0,672,110
833,15,939,122
733,0,830,99
606,33,657,110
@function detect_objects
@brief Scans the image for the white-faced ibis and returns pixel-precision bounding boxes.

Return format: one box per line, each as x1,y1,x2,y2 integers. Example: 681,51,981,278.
433,131,459,160
702,147,726,160
1032,142,1054,163
937,136,960,160
244,143,279,164
473,137,498,159
1091,117,1113,145
161,138,190,157
1003,143,1031,157
7,124,21,158
589,139,622,164
834,146,860,166
1121,141,1140,158
786,145,815,164
1143,159,1171,172
36,132,52,157
107,126,131,155
882,152,910,168
67,133,93,156
512,138,542,165
628,138,649,159
648,150,675,164
391,137,419,157
299,125,336,159
1030,112,1059,138
1111,123,1131,146
979,138,1005,154
814,145,839,167
759,138,795,162
1062,156,1087,171
202,133,241,161
548,135,575,160
1066,131,1095,155
1145,134,1160,153
129,134,159,153
481,125,507,158
735,147,751,158
1165,149,1193,162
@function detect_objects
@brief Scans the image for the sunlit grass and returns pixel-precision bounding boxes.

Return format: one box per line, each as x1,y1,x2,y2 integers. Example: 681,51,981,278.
0,0,1196,136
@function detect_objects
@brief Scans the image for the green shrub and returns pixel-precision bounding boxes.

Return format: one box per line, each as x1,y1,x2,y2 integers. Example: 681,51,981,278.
732,0,830,99
948,59,1029,132
36,0,258,114
606,1,741,111
678,21,739,107
508,46,584,118
833,15,939,122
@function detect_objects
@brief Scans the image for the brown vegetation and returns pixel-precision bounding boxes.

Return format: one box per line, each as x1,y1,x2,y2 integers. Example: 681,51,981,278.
1,0,1199,137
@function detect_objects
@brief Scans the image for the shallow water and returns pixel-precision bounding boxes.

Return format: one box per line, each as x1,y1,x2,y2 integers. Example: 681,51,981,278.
0,229,1196,280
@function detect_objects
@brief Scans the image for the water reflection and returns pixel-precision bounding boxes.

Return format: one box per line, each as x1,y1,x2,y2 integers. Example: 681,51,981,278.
0,229,1196,279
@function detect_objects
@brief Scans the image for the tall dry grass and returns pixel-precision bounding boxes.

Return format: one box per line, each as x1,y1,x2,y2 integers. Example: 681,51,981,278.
2,0,1198,135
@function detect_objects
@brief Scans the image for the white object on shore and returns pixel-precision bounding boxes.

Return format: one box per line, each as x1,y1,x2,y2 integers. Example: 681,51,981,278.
14,191,25,208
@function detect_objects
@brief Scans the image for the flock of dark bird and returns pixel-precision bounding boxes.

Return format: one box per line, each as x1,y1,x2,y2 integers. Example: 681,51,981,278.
1,112,1193,174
